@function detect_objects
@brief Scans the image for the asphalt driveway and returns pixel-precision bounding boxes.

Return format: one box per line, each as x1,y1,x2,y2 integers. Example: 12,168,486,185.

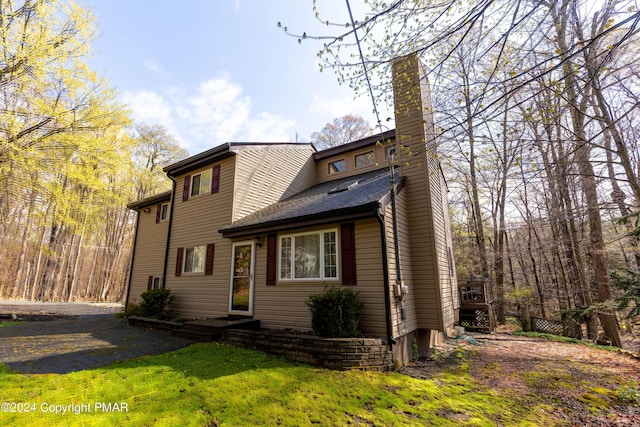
0,301,195,374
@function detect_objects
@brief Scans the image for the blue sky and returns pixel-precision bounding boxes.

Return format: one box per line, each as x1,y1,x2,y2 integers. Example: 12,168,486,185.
83,0,382,155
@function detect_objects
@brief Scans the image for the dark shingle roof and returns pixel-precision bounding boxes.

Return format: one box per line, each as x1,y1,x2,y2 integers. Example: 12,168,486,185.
220,167,402,237
127,190,172,210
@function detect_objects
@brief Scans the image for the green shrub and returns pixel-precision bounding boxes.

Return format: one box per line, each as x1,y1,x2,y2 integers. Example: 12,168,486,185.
306,287,363,338
138,288,175,318
118,302,142,317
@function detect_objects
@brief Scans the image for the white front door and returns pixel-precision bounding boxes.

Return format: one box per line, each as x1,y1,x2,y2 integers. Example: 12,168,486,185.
229,241,255,315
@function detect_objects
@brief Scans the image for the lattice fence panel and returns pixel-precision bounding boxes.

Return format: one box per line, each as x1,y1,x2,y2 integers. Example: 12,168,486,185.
531,317,582,339
460,309,491,332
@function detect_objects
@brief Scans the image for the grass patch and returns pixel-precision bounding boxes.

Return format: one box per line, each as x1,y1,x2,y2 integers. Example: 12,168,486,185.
0,321,26,328
0,342,558,426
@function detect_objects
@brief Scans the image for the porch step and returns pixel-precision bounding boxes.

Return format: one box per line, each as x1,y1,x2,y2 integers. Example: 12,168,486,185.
175,317,261,342
128,315,260,342
172,328,220,341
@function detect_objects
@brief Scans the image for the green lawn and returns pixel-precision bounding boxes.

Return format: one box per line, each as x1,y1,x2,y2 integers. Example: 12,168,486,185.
0,342,550,426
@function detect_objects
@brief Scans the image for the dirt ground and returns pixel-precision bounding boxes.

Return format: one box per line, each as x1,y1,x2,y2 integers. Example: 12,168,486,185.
400,324,640,426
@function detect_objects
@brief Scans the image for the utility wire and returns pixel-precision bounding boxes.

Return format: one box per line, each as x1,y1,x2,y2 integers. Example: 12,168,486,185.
345,0,386,138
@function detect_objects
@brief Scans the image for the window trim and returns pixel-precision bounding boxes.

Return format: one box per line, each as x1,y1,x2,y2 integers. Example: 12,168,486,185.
328,159,346,175
278,229,339,282
147,275,163,290
159,203,169,222
152,276,162,289
183,245,206,274
190,169,212,197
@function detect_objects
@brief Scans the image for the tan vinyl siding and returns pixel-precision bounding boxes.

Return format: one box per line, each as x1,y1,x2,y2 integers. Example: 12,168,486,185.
384,190,424,338
434,170,459,325
393,54,451,332
316,141,395,184
232,145,316,221
428,164,458,329
128,206,170,304
165,158,236,319
253,219,387,337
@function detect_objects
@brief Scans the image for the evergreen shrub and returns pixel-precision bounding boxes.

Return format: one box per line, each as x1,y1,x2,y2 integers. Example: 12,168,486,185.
306,287,363,337
138,288,175,318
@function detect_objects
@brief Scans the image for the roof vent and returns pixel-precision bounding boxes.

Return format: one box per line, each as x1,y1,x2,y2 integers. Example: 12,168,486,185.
329,180,359,194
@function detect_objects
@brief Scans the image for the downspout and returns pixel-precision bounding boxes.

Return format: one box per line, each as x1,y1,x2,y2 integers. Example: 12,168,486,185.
124,209,141,310
162,176,178,287
376,208,396,350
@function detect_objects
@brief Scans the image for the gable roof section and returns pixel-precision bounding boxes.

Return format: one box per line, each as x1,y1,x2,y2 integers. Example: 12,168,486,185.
164,142,316,177
127,190,172,210
313,129,396,160
164,143,234,177
220,167,404,238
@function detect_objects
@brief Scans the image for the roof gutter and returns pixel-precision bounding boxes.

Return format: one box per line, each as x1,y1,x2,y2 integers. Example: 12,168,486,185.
219,202,380,238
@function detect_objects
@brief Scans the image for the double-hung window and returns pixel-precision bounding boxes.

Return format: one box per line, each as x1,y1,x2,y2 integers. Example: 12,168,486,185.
279,229,338,280
159,203,169,221
191,169,211,197
184,245,206,273
152,276,162,289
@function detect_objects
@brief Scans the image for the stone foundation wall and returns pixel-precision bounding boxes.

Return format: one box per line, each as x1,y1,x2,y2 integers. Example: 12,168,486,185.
223,329,394,371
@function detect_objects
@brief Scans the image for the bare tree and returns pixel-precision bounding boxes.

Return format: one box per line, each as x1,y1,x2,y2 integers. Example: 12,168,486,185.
131,123,189,200
280,0,640,346
310,115,372,149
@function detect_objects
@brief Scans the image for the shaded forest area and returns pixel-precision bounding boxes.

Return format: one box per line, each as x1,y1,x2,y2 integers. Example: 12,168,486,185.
287,0,640,346
0,1,185,303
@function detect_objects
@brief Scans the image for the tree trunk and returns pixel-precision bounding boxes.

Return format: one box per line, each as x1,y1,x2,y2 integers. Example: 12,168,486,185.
550,0,621,347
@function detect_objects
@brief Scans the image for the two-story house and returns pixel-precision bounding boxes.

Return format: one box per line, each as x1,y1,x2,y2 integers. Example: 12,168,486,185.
126,54,459,365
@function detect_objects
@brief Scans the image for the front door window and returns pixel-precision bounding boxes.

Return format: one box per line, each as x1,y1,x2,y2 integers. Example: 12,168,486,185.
229,242,254,314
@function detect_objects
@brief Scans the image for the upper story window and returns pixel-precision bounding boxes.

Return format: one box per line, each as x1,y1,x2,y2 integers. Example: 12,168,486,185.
159,203,169,221
182,165,220,202
279,229,338,281
328,159,346,175
155,202,170,223
355,151,375,168
191,169,212,197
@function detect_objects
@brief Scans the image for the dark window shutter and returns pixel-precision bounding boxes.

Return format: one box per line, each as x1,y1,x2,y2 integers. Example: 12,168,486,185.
205,243,215,275
155,204,161,223
340,223,357,285
182,175,191,202
147,275,153,291
175,247,184,276
266,233,277,285
211,165,220,194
